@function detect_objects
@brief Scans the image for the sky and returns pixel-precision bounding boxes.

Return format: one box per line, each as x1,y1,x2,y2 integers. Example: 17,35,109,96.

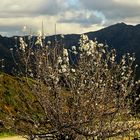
0,0,140,36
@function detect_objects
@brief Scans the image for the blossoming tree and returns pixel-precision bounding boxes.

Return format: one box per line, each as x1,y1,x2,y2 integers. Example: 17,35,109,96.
6,33,140,139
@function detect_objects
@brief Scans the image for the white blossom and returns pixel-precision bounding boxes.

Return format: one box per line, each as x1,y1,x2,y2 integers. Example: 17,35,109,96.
73,51,78,54
81,34,88,42
86,51,92,56
35,36,43,47
82,44,90,51
64,57,69,64
61,67,67,73
63,48,68,57
30,73,34,77
37,30,42,37
60,34,64,38
39,61,42,65
71,68,76,73
19,37,27,52
47,41,51,44
89,40,94,46
19,37,23,43
10,48,13,51
61,64,67,69
110,56,115,62
54,77,59,85
98,43,104,47
102,49,106,53
72,46,76,51
121,58,126,65
57,56,63,64
31,52,34,55
14,36,17,40
95,83,99,87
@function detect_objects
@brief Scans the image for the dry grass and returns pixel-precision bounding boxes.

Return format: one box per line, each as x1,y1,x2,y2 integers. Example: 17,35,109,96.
0,136,25,140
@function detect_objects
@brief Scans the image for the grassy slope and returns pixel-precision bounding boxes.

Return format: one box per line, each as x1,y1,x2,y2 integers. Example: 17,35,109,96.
0,73,37,134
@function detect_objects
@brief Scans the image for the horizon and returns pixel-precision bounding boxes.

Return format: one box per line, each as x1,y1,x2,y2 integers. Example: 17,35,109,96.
0,22,139,38
0,0,140,36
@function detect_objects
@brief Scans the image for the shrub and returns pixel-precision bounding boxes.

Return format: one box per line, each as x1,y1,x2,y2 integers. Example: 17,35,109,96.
7,33,140,140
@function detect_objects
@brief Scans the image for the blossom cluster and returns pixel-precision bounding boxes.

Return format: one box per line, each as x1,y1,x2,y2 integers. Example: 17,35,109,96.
16,34,139,92
35,31,43,47
19,37,27,52
57,48,69,74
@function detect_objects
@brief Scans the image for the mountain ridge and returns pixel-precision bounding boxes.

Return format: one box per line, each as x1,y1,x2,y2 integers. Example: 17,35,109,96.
0,22,140,78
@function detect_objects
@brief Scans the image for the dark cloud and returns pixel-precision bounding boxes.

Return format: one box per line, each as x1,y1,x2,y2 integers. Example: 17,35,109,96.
79,0,140,24
36,0,67,16
0,0,68,18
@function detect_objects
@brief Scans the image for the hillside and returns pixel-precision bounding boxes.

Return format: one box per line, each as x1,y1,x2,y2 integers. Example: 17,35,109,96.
0,73,39,133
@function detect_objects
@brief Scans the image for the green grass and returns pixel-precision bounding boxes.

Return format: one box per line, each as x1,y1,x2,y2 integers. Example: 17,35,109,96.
0,132,15,138
0,72,45,136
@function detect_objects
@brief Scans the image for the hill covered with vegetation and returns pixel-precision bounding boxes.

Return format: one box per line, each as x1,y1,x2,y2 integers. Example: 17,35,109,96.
0,23,140,78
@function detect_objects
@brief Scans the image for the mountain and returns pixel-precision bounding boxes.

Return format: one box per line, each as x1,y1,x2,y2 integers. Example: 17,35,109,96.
0,22,140,78
87,23,140,78
0,35,15,74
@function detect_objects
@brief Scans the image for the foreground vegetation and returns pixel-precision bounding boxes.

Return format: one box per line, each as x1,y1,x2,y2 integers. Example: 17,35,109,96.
0,33,140,139
0,73,140,140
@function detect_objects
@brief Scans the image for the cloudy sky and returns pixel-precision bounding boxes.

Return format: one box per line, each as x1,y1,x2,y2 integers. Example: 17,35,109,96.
0,0,140,36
